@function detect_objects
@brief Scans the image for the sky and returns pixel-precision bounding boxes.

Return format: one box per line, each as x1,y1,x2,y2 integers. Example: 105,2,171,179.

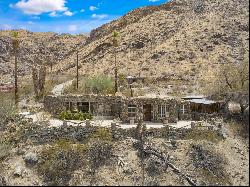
0,0,167,34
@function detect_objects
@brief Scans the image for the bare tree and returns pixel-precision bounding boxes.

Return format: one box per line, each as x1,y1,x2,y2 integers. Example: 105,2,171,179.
202,60,249,96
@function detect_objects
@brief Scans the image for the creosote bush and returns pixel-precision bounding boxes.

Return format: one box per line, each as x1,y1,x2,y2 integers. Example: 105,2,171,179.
89,127,113,142
184,129,223,143
189,143,231,185
38,139,88,186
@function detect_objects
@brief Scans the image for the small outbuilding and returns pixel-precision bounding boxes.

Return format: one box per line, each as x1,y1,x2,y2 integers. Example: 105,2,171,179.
182,95,223,120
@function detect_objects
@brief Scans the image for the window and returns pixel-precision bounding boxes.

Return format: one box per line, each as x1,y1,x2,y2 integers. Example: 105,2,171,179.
65,102,73,111
180,104,187,114
77,102,90,113
158,105,169,118
128,105,136,118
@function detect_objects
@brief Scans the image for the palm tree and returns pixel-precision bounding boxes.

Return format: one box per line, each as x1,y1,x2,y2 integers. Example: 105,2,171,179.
112,31,119,93
12,31,19,107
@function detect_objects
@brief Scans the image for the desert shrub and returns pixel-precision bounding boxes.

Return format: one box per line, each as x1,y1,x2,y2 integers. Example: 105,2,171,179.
64,75,114,95
89,127,113,142
184,129,223,143
19,80,34,97
59,111,93,121
38,139,87,186
87,139,114,185
146,158,164,177
189,143,230,185
227,120,249,139
0,140,12,162
0,93,16,129
85,75,114,95
88,139,113,171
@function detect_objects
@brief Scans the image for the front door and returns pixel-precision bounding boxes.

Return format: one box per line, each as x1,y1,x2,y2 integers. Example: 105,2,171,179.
143,104,152,121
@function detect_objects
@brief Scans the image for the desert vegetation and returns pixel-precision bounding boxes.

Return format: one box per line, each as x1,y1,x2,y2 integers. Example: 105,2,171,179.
59,110,93,121
64,74,114,95
0,0,248,186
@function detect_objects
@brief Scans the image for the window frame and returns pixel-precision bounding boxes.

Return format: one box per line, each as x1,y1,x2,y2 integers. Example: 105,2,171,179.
180,104,187,114
158,105,169,118
128,105,137,118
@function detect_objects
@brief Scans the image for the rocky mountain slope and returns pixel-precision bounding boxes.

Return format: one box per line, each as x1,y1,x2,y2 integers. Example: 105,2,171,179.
53,0,249,89
0,30,87,83
0,0,249,89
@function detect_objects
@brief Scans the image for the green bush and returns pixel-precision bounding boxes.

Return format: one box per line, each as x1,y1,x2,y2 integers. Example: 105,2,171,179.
59,110,93,121
86,75,114,95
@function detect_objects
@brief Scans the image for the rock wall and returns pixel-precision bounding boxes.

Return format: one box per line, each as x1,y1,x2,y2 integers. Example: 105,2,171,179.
44,95,192,122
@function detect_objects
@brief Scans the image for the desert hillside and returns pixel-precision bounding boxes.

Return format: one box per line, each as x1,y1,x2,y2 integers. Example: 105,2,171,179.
0,0,249,92
52,0,249,92
0,30,87,82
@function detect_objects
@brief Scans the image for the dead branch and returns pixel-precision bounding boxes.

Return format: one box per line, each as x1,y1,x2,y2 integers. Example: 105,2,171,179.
143,144,198,186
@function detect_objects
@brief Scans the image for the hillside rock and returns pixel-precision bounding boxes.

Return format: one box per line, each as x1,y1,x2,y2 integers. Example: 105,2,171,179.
53,0,249,90
0,0,249,91
0,30,87,82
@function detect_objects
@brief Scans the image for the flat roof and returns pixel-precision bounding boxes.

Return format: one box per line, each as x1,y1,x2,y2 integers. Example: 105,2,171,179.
188,98,217,105
182,95,206,100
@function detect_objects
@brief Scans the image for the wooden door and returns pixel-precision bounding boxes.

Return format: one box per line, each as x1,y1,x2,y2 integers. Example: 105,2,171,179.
143,104,152,121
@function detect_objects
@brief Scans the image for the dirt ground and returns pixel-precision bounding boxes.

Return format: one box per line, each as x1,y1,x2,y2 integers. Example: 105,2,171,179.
1,124,248,186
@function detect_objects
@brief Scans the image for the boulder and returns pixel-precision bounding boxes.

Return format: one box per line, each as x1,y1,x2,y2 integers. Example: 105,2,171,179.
24,152,38,166
13,166,23,177
227,102,241,114
0,175,6,186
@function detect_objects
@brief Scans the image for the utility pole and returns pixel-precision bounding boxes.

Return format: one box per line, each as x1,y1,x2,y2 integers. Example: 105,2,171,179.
14,52,18,106
76,50,79,90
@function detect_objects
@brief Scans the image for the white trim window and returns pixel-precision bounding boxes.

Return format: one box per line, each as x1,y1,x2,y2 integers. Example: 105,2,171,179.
128,105,136,118
180,104,187,114
158,105,169,118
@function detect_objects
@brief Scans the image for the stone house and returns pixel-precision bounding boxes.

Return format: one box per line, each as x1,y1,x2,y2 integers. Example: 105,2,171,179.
44,94,192,123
